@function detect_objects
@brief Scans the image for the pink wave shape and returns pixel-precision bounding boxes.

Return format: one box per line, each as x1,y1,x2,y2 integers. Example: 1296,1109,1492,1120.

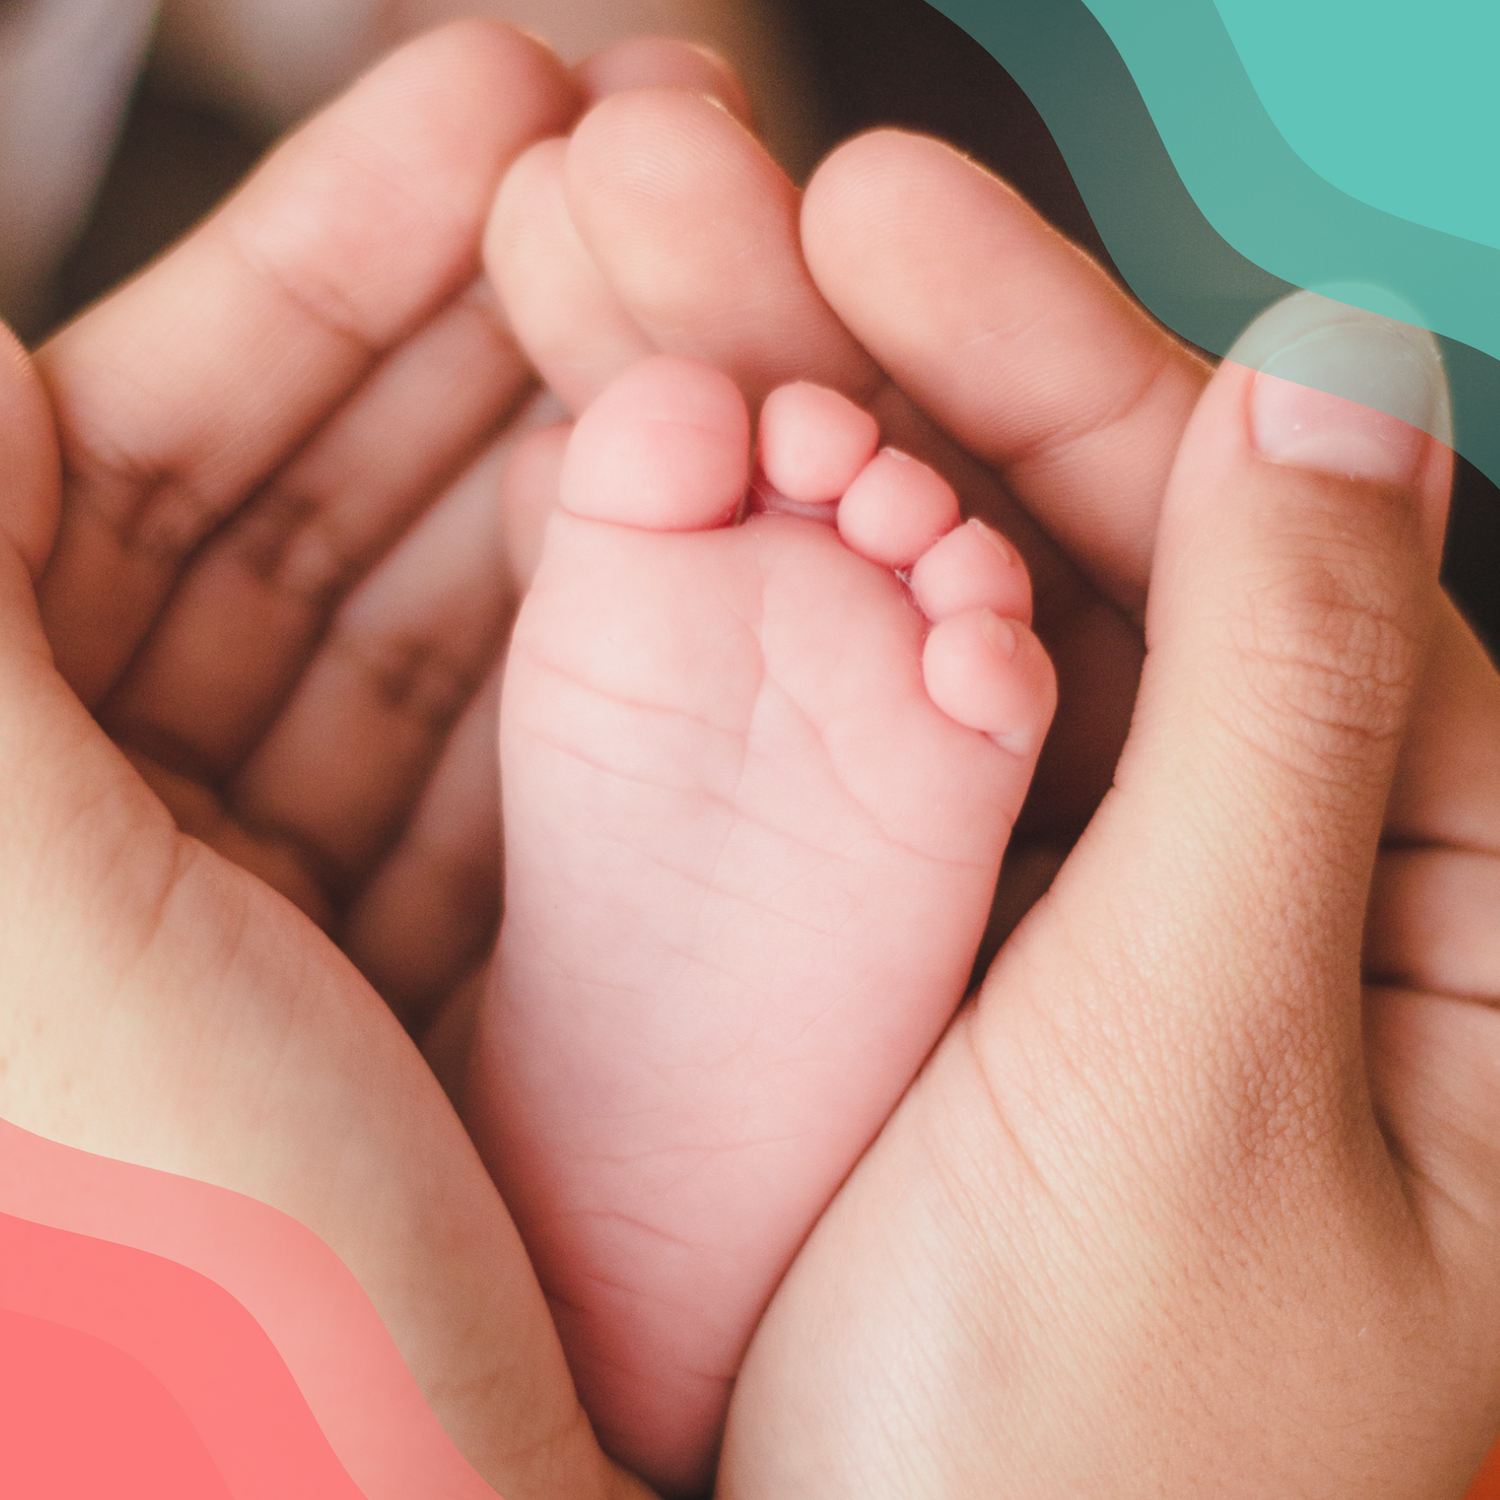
0,1117,502,1500
3,1305,234,1498
16,1111,1483,1497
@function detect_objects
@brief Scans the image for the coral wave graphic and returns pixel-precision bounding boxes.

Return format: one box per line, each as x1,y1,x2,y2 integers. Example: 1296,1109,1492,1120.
3,1306,234,1499
0,1118,501,1500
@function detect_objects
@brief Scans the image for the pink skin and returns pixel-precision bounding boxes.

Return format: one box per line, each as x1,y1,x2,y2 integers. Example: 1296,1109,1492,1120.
463,356,1055,1497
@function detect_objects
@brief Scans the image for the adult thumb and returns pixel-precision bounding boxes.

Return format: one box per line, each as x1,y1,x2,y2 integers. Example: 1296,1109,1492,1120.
1040,292,1451,1121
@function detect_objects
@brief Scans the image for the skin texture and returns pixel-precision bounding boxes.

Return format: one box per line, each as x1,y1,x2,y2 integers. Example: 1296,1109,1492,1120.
468,355,1052,1495
487,89,1500,1497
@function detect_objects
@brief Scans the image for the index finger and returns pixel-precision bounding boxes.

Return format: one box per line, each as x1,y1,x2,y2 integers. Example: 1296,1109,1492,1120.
803,130,1500,861
37,21,579,706
802,129,1210,619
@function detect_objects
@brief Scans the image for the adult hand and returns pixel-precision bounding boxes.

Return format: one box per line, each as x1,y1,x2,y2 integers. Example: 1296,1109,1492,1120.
4,23,745,1500
486,92,1500,1496
743,135,1500,1499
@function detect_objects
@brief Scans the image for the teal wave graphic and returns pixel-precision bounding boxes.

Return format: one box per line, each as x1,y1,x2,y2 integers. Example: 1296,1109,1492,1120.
926,0,1500,490
1210,1,1500,256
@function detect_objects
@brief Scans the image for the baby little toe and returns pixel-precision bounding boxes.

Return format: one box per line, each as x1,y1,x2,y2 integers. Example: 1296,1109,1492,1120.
923,608,1056,758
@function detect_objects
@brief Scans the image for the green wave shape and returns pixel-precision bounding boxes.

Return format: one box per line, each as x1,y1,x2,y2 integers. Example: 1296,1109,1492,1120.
927,0,1500,489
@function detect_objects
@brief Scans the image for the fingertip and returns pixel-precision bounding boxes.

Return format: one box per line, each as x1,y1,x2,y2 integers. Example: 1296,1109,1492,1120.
1124,294,1449,956
1230,295,1453,572
576,38,753,127
562,85,874,403
803,130,1003,270
485,134,568,283
385,18,584,151
485,136,652,413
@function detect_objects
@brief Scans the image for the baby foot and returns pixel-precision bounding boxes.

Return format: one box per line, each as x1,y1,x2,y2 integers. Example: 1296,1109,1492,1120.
464,356,1054,1496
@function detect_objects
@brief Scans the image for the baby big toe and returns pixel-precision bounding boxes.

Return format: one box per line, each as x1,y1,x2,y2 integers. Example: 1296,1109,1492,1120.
560,355,750,531
923,609,1056,758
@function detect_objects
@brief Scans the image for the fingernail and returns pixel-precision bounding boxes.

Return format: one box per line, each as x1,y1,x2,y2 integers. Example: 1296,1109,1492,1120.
1229,289,1449,486
966,516,1018,568
978,609,1019,661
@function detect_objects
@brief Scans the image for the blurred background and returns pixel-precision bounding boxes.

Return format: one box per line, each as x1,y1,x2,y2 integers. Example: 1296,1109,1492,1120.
10,0,1496,653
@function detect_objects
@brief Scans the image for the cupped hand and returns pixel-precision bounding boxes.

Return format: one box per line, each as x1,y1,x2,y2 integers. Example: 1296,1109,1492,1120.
727,136,1500,1498
35,25,753,1046
485,91,1500,1495
1,22,754,1500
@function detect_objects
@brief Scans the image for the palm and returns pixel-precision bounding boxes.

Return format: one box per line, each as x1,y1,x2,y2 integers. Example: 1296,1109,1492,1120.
34,41,563,1041
41,288,523,1035
9,25,666,1500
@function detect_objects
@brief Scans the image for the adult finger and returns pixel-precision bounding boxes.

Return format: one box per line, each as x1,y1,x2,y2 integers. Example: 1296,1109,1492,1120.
1365,595,1500,997
801,129,1210,619
342,668,502,1035
225,431,514,904
576,36,752,125
488,138,655,414
495,43,757,415
1386,595,1500,853
725,298,1474,1500
98,278,531,784
491,46,757,414
562,87,877,406
800,127,1500,863
37,20,579,708
0,327,58,577
0,324,641,1500
976,296,1452,1203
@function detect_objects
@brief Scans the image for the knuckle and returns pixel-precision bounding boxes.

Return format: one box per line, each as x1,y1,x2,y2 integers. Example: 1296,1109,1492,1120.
58,432,229,568
235,489,352,607
1220,546,1423,780
227,201,385,357
116,470,232,567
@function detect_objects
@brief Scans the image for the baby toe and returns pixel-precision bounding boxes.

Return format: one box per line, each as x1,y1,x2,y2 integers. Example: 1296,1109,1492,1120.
923,608,1056,758
909,517,1032,625
560,355,750,531
836,448,960,569
757,381,879,505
